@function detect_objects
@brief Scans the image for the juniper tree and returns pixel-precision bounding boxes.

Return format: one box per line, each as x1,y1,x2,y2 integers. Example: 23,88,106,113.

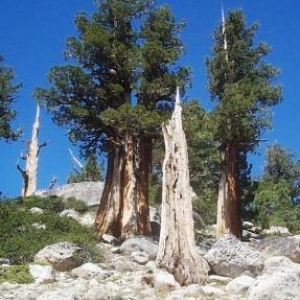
206,10,281,237
35,0,189,239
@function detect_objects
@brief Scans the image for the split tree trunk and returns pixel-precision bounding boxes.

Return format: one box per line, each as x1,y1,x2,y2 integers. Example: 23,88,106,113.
95,133,151,240
156,88,208,286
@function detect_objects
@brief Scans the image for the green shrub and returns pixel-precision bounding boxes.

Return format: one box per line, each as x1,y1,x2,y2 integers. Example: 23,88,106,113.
0,197,101,264
0,264,34,284
22,195,66,212
253,179,300,233
65,197,89,213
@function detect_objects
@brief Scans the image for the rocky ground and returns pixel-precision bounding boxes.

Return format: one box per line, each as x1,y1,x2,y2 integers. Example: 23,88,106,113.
1,233,300,300
1,183,299,300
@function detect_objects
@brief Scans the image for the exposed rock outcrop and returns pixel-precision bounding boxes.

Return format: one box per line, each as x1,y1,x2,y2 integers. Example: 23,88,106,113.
204,234,264,278
248,256,300,300
34,242,90,272
35,181,104,207
250,236,300,263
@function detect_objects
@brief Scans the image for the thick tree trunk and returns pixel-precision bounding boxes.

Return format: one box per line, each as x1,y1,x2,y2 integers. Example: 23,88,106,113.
216,143,242,238
225,142,242,237
95,146,124,237
95,133,151,240
156,88,208,286
135,136,151,234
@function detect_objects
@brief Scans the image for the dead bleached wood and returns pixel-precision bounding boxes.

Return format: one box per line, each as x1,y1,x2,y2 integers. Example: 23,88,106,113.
17,104,48,197
156,87,209,285
69,148,84,173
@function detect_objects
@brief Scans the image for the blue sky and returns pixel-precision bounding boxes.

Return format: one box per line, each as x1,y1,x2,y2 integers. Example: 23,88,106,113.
0,0,299,198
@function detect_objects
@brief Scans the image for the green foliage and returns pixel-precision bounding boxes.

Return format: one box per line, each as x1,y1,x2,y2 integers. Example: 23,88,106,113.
263,143,300,201
148,172,162,206
22,195,65,212
0,197,100,264
64,197,89,213
207,9,281,149
183,101,219,224
0,264,33,284
253,179,300,232
252,143,300,233
68,154,103,183
35,0,188,153
0,55,22,142
206,10,282,231
100,103,167,136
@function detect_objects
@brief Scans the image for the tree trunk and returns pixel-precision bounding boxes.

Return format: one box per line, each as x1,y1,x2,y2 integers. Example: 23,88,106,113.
216,143,242,238
156,88,208,286
216,148,227,237
225,142,242,237
17,104,47,197
95,133,151,240
136,136,151,234
94,145,124,237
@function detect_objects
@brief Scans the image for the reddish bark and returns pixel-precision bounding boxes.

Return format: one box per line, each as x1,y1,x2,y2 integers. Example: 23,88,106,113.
95,133,151,240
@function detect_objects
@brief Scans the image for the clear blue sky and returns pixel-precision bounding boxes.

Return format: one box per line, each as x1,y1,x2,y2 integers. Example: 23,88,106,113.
1,0,299,198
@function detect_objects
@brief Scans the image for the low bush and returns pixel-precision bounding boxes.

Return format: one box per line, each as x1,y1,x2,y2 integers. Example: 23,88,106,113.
0,264,33,284
0,196,101,264
65,197,89,213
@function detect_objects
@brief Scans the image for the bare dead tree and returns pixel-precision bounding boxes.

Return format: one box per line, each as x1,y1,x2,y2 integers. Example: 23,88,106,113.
17,104,48,197
156,88,209,285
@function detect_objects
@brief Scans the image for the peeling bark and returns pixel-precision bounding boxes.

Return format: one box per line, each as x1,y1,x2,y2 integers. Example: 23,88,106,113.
95,133,151,240
156,88,208,286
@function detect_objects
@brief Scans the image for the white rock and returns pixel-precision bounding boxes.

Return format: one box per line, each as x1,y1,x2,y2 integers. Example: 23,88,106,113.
29,207,44,214
242,221,254,230
201,285,226,297
120,237,158,260
59,209,79,219
262,225,290,236
32,223,46,230
36,289,77,300
208,274,232,284
154,270,180,291
225,275,254,294
35,181,104,207
77,211,96,227
29,264,55,283
204,234,264,278
102,234,118,244
129,251,149,265
248,256,300,300
70,262,109,280
249,236,300,263
34,241,89,271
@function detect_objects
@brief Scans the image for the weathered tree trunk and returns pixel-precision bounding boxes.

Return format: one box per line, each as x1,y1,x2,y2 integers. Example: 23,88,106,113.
156,88,209,286
216,148,227,237
216,143,242,238
95,133,151,240
94,145,124,237
136,136,152,234
17,104,47,197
